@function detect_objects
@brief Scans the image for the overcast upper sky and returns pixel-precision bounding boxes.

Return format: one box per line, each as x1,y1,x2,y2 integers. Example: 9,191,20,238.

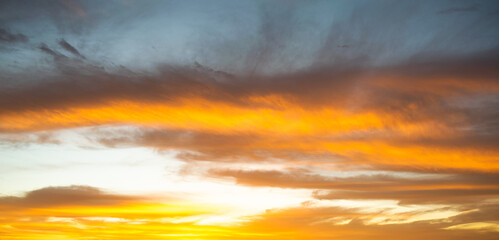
1,1,499,239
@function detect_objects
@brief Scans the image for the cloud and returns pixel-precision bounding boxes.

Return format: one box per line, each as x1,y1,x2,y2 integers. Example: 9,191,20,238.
0,50,497,133
0,185,234,239
85,125,499,173
38,43,67,60
315,189,499,205
1,187,498,240
0,131,61,147
0,0,91,35
59,39,85,59
0,28,28,43
210,168,499,204
2,45,498,109
0,1,498,239
0,185,140,208
236,204,499,240
211,169,499,190
437,5,479,14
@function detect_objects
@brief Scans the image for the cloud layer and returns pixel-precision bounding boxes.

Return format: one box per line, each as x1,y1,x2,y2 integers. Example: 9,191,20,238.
0,0,498,239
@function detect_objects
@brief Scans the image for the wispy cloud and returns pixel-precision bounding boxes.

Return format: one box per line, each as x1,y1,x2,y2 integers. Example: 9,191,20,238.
0,28,28,43
437,5,479,14
59,39,85,59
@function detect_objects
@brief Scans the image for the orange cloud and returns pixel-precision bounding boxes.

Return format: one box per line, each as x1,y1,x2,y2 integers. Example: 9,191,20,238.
2,186,498,240
0,186,236,240
3,92,497,172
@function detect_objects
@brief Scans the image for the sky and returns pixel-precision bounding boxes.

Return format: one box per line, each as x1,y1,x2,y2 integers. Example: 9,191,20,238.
0,0,499,239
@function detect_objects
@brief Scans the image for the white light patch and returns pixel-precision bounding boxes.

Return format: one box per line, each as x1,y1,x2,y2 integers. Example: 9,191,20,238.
0,143,181,195
0,130,313,224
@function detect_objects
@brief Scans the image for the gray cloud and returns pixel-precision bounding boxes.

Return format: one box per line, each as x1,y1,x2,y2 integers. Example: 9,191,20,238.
59,39,85,59
0,28,28,43
38,43,67,60
437,5,479,14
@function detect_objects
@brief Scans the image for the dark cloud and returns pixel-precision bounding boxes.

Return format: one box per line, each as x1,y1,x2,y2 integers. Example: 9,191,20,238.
0,185,140,208
0,62,241,118
0,0,498,124
88,125,499,171
0,28,28,43
38,43,67,60
437,5,479,14
0,0,90,35
209,168,499,204
92,127,355,164
97,129,274,162
1,47,498,114
58,39,85,59
389,48,499,81
211,169,499,190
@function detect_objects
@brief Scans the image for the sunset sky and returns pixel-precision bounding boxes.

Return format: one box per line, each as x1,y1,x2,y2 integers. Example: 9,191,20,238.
1,0,499,239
